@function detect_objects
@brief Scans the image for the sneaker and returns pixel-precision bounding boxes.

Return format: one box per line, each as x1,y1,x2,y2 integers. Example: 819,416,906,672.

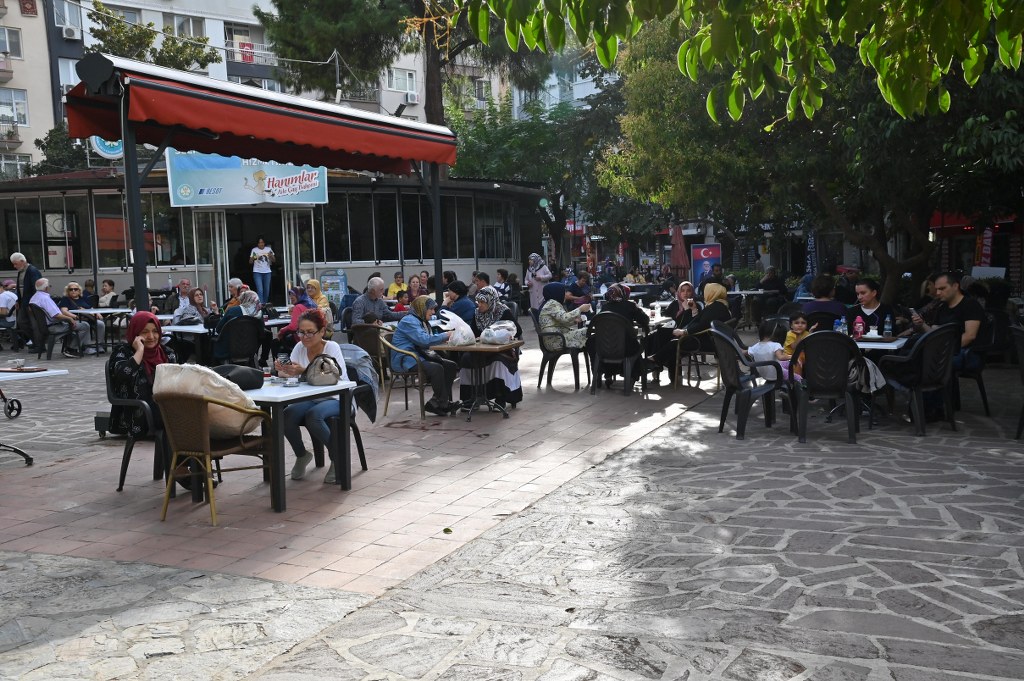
323,462,336,484
62,349,80,359
84,347,98,355
290,452,313,480
424,398,445,415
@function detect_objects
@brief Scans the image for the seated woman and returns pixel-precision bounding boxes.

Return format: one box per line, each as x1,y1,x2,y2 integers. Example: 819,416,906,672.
538,283,591,352
275,309,350,484
443,280,476,325
845,278,894,335
459,286,523,408
305,278,334,340
59,281,105,355
592,283,651,386
646,280,701,380
801,274,848,317
171,287,217,363
272,286,315,357
651,283,732,381
109,312,176,436
213,290,264,363
390,295,460,416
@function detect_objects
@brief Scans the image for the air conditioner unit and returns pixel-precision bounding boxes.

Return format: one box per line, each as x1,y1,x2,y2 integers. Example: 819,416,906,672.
62,26,82,41
405,91,419,105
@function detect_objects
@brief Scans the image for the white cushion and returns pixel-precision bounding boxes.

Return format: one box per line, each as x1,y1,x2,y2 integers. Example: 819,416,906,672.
153,364,259,439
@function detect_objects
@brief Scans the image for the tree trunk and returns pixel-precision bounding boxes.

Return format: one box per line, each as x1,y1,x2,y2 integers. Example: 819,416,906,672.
540,195,567,266
422,21,445,127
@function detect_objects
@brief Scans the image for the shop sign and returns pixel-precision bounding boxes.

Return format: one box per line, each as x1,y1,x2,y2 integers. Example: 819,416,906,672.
166,149,328,207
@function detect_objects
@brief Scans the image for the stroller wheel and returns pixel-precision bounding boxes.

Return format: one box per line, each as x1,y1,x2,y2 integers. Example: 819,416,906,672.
4,399,21,419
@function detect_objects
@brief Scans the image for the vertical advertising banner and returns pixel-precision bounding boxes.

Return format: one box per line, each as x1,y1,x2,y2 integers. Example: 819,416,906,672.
166,150,328,208
690,243,722,286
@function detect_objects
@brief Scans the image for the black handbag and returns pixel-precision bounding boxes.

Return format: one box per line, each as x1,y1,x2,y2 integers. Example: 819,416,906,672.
211,364,265,390
262,304,280,320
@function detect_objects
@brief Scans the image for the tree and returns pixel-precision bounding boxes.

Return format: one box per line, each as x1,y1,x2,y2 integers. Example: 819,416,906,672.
86,0,221,70
458,0,1024,120
605,20,1024,302
255,0,552,125
24,124,89,176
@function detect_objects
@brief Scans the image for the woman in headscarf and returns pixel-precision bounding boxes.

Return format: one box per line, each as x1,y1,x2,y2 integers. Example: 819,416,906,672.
589,283,652,387
390,295,460,415
651,282,733,382
456,286,524,408
525,253,553,314
304,278,334,339
538,283,591,353
109,311,176,437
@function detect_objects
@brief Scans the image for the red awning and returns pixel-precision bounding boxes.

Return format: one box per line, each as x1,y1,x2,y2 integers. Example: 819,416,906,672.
66,54,456,174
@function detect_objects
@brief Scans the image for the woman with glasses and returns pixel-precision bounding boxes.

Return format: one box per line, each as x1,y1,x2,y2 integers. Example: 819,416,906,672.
59,281,104,355
275,309,349,484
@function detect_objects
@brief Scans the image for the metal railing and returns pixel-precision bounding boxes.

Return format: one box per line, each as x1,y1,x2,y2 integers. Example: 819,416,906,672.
0,117,19,143
338,86,380,102
224,40,278,66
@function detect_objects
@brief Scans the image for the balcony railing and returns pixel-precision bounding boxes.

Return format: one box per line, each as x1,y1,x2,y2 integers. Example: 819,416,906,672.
0,118,21,150
224,40,277,66
0,1,7,18
0,54,11,83
338,86,380,103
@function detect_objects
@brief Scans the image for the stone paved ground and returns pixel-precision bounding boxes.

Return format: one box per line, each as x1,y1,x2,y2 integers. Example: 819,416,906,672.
1,334,1023,680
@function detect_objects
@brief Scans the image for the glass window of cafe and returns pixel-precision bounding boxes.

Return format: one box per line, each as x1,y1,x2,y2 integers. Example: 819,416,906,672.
0,193,92,272
94,192,195,268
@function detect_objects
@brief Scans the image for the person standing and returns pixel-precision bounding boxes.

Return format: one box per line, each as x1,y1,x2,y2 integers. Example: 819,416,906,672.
9,252,41,341
249,236,275,304
525,253,553,315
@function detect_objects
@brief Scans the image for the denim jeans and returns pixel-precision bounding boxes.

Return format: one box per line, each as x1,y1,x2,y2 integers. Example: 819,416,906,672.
253,271,272,304
283,398,338,457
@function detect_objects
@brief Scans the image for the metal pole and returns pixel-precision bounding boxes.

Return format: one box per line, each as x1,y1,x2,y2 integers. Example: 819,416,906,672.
431,162,442,304
121,110,150,311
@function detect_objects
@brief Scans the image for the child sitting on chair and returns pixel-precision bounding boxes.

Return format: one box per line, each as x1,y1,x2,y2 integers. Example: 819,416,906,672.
748,320,800,382
783,311,812,376
392,289,410,312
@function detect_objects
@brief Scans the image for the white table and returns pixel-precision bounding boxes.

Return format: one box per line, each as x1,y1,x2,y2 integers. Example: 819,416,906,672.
71,307,134,316
0,369,70,465
155,314,174,322
856,337,907,351
244,379,358,510
161,324,212,335
264,318,290,328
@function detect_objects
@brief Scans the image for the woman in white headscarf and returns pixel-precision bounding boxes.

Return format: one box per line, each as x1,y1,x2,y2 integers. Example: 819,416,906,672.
525,253,553,315
458,286,523,408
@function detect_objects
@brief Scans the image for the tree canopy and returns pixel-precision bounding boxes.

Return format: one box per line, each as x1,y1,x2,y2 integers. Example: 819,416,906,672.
86,1,221,70
457,0,1024,120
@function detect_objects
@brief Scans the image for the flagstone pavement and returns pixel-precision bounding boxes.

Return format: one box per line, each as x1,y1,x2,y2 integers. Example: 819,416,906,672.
0,328,1022,680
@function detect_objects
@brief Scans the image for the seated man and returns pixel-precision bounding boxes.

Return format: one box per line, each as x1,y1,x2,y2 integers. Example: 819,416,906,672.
351,276,405,324
30,278,90,357
0,279,22,349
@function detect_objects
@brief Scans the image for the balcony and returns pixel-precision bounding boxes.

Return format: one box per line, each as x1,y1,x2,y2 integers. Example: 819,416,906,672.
338,85,380,103
224,40,277,67
0,118,21,151
0,54,12,83
0,1,7,18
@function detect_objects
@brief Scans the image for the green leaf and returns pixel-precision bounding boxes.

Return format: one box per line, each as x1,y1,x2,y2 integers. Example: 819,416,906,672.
818,48,836,73
505,20,521,51
706,85,720,123
938,86,951,112
469,1,490,43
727,81,745,120
543,0,562,14
962,44,988,85
677,39,691,76
608,1,631,37
595,31,618,67
786,86,800,120
710,10,732,61
546,12,566,49
698,33,715,70
523,12,541,50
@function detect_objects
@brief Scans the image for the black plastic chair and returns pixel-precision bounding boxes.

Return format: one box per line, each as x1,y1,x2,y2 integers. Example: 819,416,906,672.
789,330,863,443
878,323,958,436
217,315,264,367
342,306,355,341
1011,326,1024,439
952,312,996,416
710,328,787,439
104,354,166,492
28,304,71,360
587,311,646,395
531,308,590,390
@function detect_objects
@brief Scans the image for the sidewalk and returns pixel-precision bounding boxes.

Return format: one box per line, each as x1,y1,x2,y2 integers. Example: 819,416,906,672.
1,333,1022,680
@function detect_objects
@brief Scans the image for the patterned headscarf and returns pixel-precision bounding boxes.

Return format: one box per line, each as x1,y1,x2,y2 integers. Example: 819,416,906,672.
474,286,508,329
410,295,437,328
606,283,630,303
289,286,315,309
528,253,544,273
542,282,567,304
238,290,261,316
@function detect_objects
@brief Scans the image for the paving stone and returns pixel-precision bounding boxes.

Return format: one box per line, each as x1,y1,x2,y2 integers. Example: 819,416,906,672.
436,664,524,681
563,635,666,678
870,561,939,585
348,633,459,678
788,610,972,644
461,625,559,667
882,639,1024,678
972,614,1024,651
536,658,619,681
722,649,806,681
257,641,365,681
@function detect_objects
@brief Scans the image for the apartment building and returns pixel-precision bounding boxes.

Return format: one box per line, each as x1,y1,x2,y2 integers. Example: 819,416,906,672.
0,0,57,178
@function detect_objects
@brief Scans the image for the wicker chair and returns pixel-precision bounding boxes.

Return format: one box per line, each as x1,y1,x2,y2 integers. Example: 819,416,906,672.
350,323,388,385
380,335,427,419
154,392,271,526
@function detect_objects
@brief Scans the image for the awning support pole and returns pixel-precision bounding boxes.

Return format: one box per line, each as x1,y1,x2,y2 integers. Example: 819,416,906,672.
121,107,151,312
138,129,175,183
430,162,442,305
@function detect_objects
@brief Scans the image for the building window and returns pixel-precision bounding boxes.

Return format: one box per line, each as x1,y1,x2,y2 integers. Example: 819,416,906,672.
58,58,80,89
53,0,83,28
227,76,283,92
163,14,205,38
0,88,28,126
387,68,416,93
0,28,23,59
106,6,141,23
0,154,31,179
474,78,491,102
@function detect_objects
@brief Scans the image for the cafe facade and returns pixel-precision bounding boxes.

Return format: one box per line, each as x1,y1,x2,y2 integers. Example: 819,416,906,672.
0,169,544,305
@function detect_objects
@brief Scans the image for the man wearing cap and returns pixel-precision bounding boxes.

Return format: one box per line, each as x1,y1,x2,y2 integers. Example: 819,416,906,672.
834,265,859,305
0,278,21,349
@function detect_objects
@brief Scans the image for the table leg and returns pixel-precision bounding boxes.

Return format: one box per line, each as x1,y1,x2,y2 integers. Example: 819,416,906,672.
269,404,286,512
339,389,352,491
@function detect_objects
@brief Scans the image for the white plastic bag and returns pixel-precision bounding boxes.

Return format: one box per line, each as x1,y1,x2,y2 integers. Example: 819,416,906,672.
437,309,476,345
481,320,516,345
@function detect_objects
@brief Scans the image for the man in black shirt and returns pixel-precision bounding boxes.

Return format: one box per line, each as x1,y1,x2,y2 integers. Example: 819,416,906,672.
912,271,986,372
